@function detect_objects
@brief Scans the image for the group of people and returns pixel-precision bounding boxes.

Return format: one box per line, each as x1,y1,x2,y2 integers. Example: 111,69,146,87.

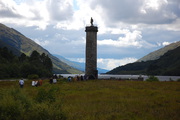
18,75,58,88
32,79,43,87
18,74,90,88
19,78,43,88
49,75,58,84
68,75,87,82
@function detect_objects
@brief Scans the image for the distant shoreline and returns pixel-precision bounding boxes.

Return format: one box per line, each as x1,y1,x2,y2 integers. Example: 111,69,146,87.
1,75,180,81
0,79,17,81
59,74,180,81
0,79,27,81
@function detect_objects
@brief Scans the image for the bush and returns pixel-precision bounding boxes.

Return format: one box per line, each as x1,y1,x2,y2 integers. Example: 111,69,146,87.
146,76,159,82
28,74,39,79
0,96,22,120
27,103,66,120
0,87,66,120
0,88,32,120
35,86,59,103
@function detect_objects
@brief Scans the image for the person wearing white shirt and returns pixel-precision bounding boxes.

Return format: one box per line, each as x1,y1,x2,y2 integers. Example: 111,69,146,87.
32,80,35,87
19,78,24,88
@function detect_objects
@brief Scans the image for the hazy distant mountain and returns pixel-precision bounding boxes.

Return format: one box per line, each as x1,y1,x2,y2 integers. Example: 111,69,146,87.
54,54,108,74
107,46,180,76
137,41,180,62
0,23,83,74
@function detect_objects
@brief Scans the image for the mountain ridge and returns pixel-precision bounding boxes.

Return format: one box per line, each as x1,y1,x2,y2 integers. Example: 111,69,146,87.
107,41,180,76
53,54,108,74
137,41,180,62
0,23,83,74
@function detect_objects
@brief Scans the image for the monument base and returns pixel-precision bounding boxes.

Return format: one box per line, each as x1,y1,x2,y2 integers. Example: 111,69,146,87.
85,70,98,80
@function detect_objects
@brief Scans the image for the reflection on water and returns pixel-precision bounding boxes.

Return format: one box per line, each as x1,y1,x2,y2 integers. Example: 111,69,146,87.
59,74,180,81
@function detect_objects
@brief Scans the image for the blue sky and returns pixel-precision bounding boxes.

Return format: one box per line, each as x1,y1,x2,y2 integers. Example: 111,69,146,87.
0,0,180,70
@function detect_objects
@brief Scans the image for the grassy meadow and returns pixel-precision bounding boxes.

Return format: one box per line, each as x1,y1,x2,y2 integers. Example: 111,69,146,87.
0,79,179,120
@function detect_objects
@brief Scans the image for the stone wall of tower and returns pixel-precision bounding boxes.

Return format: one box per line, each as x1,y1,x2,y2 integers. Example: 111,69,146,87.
85,26,98,79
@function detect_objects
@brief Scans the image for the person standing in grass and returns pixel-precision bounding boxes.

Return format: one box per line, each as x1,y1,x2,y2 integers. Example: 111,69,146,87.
35,80,39,87
39,79,43,86
32,80,35,87
53,78,57,84
68,76,71,82
19,78,24,88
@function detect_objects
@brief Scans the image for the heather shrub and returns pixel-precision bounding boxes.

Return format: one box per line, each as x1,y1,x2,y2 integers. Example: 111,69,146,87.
0,95,22,120
0,86,66,120
27,102,66,120
146,76,159,82
0,88,32,120
35,86,59,103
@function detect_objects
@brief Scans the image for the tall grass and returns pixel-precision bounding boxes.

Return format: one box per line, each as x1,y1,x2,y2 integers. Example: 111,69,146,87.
0,80,179,120
0,81,66,120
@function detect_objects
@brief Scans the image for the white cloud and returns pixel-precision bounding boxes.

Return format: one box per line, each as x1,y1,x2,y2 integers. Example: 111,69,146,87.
141,0,168,11
157,41,171,47
98,58,138,70
91,0,179,29
0,0,50,30
54,0,105,30
110,29,130,34
1,0,179,31
47,0,73,21
0,0,75,30
162,41,171,46
68,58,85,63
98,30,144,48
68,57,138,70
0,0,22,18
34,38,50,46
162,18,180,31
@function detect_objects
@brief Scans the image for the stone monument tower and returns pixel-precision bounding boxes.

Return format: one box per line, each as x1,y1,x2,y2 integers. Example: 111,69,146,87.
85,17,98,79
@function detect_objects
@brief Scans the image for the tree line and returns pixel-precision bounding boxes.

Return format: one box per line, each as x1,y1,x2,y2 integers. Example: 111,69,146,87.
0,47,52,79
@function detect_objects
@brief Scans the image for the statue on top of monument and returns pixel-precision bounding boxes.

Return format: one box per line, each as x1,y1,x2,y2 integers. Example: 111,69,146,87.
90,17,93,26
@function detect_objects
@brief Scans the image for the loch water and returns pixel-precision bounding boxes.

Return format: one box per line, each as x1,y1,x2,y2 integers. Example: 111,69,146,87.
59,74,180,81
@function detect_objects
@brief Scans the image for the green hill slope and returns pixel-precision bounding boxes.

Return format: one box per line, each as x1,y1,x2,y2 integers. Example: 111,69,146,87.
107,46,180,76
0,23,83,74
137,41,180,62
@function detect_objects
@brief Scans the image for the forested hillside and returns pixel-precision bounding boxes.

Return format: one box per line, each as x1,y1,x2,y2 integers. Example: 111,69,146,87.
107,46,180,76
0,47,52,79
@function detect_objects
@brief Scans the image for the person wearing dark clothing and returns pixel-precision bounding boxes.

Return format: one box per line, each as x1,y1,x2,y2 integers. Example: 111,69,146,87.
49,78,53,84
81,75,84,81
